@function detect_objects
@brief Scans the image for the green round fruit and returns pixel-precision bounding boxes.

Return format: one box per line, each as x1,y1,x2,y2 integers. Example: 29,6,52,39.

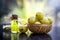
28,17,36,24
40,17,50,24
36,12,44,20
48,17,53,24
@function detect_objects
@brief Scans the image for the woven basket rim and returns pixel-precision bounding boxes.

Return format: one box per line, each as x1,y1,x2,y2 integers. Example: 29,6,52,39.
28,24,52,27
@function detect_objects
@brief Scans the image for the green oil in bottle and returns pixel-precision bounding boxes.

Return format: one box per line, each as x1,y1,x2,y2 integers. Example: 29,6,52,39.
11,19,19,33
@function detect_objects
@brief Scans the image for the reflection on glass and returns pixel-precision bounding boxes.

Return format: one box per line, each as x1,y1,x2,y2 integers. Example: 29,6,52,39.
3,32,11,40
19,33,28,40
11,33,19,40
28,33,52,40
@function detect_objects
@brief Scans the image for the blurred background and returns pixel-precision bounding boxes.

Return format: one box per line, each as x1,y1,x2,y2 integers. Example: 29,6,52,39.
0,0,60,27
0,0,60,40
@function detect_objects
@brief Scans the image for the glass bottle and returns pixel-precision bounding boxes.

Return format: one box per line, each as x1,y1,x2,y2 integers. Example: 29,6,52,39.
11,14,19,33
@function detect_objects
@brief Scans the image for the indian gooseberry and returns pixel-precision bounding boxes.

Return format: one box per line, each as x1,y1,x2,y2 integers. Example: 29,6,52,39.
36,12,44,20
48,17,53,24
39,17,50,24
28,17,36,24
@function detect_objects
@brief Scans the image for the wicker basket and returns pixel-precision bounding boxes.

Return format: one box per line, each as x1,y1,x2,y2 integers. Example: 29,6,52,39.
28,24,52,33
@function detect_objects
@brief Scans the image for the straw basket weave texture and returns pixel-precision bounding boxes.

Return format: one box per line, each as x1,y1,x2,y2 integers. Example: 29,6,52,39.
28,24,52,33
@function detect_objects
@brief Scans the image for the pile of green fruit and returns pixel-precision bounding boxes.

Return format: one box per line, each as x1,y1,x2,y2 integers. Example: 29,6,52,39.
28,12,53,33
28,12,53,24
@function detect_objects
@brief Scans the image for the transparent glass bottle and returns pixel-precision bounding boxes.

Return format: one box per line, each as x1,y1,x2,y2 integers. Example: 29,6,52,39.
11,14,19,33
